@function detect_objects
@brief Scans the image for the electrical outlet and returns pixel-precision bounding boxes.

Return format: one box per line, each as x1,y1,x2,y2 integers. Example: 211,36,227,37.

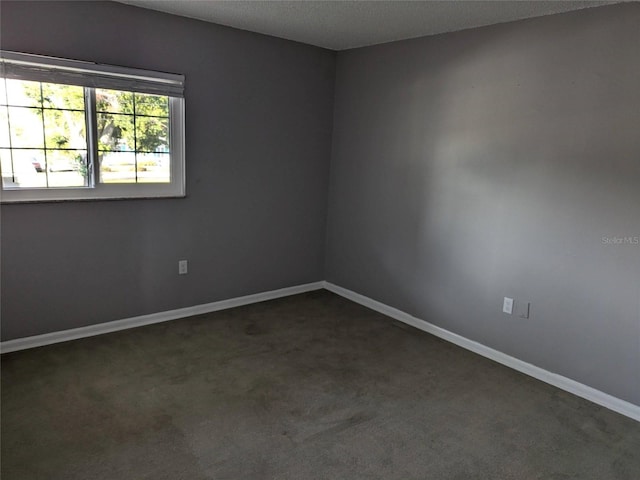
503,297,513,314
178,260,188,275
518,302,531,319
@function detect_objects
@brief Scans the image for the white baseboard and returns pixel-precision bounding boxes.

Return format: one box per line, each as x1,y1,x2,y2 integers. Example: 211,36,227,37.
323,281,640,423
3,279,638,423
0,281,324,354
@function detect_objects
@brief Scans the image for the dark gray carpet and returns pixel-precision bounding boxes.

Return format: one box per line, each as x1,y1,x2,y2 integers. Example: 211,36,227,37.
2,290,639,479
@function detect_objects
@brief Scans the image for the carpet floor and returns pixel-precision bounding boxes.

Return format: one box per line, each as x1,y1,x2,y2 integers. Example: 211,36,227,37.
2,290,639,479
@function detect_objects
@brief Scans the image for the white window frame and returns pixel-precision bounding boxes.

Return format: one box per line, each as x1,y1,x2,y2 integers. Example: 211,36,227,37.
0,51,185,203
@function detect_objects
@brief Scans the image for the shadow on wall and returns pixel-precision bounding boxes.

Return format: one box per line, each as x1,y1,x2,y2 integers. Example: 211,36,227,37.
326,5,640,405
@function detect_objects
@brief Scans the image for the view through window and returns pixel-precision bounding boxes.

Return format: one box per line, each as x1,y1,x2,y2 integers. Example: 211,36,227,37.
0,51,184,202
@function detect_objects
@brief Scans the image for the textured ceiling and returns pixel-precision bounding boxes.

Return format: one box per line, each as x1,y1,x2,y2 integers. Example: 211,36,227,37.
117,1,618,50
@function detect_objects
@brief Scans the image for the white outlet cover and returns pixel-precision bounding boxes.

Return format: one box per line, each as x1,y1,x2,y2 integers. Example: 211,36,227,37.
503,297,513,314
178,260,188,274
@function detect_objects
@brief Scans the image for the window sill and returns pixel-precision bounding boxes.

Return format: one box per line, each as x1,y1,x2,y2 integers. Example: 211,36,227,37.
1,190,187,204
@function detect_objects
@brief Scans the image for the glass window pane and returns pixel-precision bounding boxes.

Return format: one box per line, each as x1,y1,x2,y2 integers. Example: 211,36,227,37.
41,83,85,111
135,116,169,153
2,149,47,188
99,151,136,183
96,89,133,114
44,109,87,150
3,79,42,107
0,79,7,106
47,150,87,187
135,93,168,117
0,106,10,148
8,107,44,148
97,113,135,152
1,148,14,185
136,153,170,183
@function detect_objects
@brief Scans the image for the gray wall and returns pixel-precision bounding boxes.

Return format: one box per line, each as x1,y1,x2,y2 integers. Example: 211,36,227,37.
0,1,335,340
2,1,638,408
326,3,640,405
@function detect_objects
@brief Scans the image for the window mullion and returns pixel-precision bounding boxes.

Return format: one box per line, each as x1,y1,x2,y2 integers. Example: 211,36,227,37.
40,83,50,188
85,87,98,188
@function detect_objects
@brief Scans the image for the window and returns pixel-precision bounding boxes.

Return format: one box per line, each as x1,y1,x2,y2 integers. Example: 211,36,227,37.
0,51,185,202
